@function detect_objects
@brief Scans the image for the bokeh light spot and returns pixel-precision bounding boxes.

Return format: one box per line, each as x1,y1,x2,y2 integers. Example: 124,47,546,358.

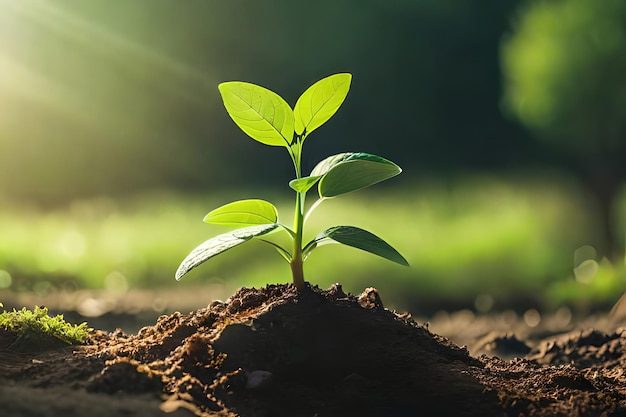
523,309,541,327
57,229,86,259
0,270,12,288
474,293,494,313
574,259,598,284
104,270,128,293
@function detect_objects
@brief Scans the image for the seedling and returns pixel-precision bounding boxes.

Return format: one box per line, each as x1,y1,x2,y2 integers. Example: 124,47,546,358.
176,73,408,289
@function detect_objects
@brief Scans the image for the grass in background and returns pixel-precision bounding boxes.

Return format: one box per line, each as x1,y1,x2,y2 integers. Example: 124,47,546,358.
0,174,623,314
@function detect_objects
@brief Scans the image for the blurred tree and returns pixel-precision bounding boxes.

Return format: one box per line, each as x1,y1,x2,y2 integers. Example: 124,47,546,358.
501,0,626,261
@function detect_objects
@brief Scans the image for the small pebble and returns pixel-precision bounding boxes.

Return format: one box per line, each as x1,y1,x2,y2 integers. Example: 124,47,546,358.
245,370,274,390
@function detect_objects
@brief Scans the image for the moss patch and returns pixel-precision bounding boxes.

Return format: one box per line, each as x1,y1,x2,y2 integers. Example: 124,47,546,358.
0,305,91,352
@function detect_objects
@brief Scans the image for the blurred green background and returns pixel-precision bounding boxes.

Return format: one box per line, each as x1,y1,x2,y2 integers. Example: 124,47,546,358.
0,0,624,319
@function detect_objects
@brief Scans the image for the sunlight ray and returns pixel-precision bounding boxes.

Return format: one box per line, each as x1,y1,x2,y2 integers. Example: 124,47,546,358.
0,0,216,139
0,0,214,100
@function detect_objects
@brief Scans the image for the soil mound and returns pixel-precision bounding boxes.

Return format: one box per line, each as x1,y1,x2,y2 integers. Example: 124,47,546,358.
3,283,626,417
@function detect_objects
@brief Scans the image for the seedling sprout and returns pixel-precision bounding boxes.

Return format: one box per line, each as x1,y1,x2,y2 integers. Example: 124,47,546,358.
176,73,408,289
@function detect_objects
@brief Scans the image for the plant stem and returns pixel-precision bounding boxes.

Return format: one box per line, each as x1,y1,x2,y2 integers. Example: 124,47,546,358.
291,190,306,289
289,141,306,289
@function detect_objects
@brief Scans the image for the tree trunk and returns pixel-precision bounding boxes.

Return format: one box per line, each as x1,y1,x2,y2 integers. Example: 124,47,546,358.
595,185,621,262
581,163,624,263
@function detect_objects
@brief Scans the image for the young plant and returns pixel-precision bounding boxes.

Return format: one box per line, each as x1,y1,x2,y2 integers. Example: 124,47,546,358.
175,73,408,289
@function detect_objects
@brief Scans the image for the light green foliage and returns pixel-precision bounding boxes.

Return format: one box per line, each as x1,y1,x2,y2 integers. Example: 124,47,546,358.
1,178,620,308
501,0,626,151
176,223,280,279
203,199,279,227
316,155,402,198
176,74,408,288
0,305,91,349
501,0,626,261
293,73,352,139
218,82,295,147
308,226,409,266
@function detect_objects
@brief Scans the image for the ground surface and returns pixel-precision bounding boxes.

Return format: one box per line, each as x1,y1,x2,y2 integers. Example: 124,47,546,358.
2,283,626,417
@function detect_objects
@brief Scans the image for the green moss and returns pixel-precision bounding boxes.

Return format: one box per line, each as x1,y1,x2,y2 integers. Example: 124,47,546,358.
0,304,92,351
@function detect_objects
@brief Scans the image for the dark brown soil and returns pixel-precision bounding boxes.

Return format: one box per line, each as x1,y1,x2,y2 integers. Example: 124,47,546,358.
2,283,626,417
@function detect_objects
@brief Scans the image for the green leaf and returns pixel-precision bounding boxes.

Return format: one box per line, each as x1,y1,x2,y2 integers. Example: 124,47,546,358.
203,199,278,227
218,81,295,147
289,176,321,193
259,239,292,263
294,73,351,138
318,156,402,198
302,236,337,261
175,224,279,280
310,152,388,176
316,226,409,266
